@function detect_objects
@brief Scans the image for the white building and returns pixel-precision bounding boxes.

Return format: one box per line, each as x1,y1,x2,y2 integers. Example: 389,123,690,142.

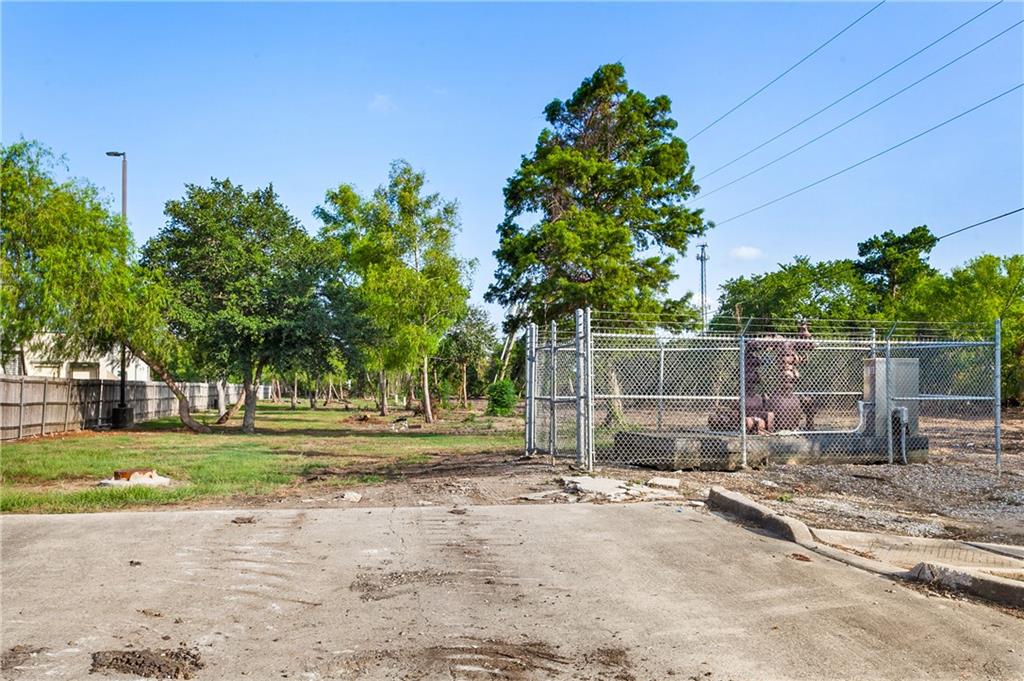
1,335,150,381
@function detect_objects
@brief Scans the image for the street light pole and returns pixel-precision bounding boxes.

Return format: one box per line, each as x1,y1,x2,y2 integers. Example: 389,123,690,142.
106,151,133,429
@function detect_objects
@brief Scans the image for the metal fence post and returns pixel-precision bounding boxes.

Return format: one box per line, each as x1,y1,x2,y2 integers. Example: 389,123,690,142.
574,309,585,467
585,308,595,471
885,336,893,464
524,323,535,457
994,318,1002,475
869,327,877,359
739,334,747,468
549,320,557,458
738,317,753,468
656,344,665,431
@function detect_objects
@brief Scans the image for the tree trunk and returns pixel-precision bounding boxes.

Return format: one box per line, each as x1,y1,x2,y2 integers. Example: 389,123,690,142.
290,374,298,410
128,344,210,433
241,361,264,434
460,362,468,408
378,370,389,416
218,389,245,424
310,377,319,410
405,373,416,410
495,328,517,382
216,378,227,418
421,356,434,423
603,365,625,427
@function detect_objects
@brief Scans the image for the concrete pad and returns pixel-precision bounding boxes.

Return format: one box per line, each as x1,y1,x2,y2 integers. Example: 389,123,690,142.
3,504,1022,679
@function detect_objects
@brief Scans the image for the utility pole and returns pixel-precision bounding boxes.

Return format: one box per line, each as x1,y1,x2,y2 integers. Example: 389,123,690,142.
697,243,709,332
106,150,134,429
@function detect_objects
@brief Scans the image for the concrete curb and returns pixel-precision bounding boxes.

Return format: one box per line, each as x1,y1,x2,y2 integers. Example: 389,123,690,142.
707,486,1024,608
706,486,816,545
910,562,1024,610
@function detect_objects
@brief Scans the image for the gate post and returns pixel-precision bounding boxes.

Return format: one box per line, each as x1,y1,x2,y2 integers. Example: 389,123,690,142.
574,309,586,467
585,308,595,471
885,335,894,464
994,318,1002,475
524,323,536,457
739,335,747,468
549,320,557,458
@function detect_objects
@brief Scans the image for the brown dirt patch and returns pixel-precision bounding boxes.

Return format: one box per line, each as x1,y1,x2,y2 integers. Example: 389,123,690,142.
349,569,457,601
2,645,46,673
90,646,204,679
317,638,634,680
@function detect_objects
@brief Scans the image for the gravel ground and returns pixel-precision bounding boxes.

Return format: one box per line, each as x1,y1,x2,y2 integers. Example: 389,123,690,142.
647,409,1024,544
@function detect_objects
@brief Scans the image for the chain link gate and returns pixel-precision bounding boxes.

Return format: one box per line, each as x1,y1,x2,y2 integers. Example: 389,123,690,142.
525,310,1003,474
524,310,593,468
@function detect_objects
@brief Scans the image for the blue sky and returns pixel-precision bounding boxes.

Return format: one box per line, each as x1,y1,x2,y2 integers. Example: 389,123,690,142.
3,1,1022,324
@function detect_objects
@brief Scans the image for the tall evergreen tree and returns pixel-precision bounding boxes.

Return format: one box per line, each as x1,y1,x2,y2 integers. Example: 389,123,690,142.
486,63,708,335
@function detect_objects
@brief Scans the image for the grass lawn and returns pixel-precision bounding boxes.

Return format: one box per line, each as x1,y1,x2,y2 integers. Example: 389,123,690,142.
0,402,521,513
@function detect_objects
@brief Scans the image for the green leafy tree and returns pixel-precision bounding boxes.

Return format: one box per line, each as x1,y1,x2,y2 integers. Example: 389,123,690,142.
855,225,938,308
910,254,1024,403
317,161,471,422
486,63,708,342
438,305,496,407
1,140,132,359
713,257,878,328
143,179,314,433
1,140,211,432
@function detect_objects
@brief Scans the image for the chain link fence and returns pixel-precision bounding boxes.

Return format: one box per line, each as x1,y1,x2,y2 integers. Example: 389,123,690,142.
525,310,1003,473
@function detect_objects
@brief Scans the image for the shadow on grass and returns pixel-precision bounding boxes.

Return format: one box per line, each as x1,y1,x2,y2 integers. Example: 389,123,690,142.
300,449,529,484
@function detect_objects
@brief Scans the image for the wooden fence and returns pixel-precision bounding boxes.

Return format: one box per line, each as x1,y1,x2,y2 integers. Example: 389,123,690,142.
0,377,271,442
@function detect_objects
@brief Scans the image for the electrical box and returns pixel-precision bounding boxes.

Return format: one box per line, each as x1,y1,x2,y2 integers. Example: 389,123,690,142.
863,358,920,436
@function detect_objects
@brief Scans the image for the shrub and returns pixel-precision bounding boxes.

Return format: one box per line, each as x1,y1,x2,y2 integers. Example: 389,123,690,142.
485,379,517,416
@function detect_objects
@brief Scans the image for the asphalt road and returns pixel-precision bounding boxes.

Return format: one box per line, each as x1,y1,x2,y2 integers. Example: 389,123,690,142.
2,503,1021,680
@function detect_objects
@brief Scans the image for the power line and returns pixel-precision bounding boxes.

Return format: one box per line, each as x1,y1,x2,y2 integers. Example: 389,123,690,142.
936,207,1023,240
687,0,887,142
714,82,1023,226
697,0,1005,182
697,18,1023,202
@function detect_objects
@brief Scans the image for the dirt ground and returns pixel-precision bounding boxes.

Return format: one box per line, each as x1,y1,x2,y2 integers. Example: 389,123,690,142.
674,409,1024,545
218,409,1024,546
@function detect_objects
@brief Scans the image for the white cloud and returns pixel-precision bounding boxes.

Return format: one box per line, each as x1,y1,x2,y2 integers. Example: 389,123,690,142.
368,93,396,113
729,245,762,260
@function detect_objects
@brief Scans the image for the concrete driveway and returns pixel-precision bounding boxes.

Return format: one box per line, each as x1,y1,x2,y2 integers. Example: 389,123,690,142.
2,503,1021,680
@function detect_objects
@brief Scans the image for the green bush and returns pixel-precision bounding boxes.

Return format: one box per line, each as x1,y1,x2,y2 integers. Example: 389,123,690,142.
485,379,517,416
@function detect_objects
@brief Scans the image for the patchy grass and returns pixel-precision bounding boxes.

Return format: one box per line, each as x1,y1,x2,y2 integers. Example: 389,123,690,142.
1,402,520,513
